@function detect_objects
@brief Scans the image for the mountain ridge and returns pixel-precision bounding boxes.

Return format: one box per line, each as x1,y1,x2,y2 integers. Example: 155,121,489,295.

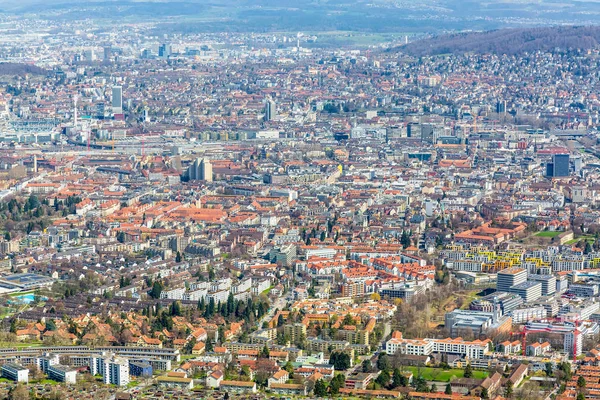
394,26,600,56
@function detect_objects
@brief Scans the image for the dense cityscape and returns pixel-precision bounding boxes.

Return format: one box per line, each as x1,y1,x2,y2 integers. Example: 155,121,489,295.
1,5,600,400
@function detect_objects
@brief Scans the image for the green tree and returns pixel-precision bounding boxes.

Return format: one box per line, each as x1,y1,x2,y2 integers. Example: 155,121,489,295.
9,319,17,333
284,361,294,378
392,368,407,387
445,383,452,395
260,345,270,358
505,380,513,398
329,374,345,395
577,376,586,388
559,362,572,381
176,251,182,263
227,292,235,316
362,359,372,373
377,353,391,372
463,363,473,378
545,362,553,377
481,387,489,399
46,319,57,331
314,379,327,397
577,392,586,400
400,231,411,248
183,337,197,354
375,370,390,386
414,375,428,392
149,281,163,299
205,297,215,318
170,301,182,317
342,314,354,326
329,351,351,370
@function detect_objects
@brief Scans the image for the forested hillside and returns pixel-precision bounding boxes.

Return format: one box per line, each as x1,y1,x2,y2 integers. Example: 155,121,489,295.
397,26,600,56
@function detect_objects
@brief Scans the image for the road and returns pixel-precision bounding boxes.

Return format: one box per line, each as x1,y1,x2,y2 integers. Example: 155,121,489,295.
345,321,392,377
258,293,290,328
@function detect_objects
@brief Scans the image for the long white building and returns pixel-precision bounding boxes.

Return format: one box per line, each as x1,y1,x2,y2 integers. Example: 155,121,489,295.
386,331,492,359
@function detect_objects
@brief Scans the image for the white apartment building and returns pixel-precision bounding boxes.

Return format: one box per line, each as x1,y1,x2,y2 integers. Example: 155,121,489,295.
386,332,491,359
160,287,186,300
183,288,207,301
105,357,129,386
511,307,547,324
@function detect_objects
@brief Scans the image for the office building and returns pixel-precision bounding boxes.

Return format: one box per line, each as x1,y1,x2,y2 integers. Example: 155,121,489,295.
472,292,523,315
496,100,507,114
511,306,547,323
444,309,511,337
497,267,527,292
1,363,29,383
269,244,297,267
528,274,557,296
159,44,172,59
509,281,543,303
200,158,213,182
546,153,570,178
264,98,276,121
188,158,213,182
112,86,123,114
84,49,96,61
569,283,599,297
103,46,111,63
379,281,425,301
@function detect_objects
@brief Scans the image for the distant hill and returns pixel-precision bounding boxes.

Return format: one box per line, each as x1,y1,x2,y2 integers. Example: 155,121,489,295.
396,26,600,56
0,63,46,76
3,1,600,35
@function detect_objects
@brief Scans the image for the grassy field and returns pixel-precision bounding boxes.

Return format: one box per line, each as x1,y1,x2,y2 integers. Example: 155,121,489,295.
405,367,488,382
535,231,562,238
261,286,274,295
31,379,58,385
0,341,44,349
565,235,596,245
7,290,36,298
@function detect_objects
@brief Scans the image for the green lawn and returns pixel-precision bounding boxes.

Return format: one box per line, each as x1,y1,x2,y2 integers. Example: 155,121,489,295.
405,367,488,382
261,286,274,295
565,238,595,245
7,290,36,298
15,341,44,348
0,341,44,349
535,231,562,238
32,379,59,385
